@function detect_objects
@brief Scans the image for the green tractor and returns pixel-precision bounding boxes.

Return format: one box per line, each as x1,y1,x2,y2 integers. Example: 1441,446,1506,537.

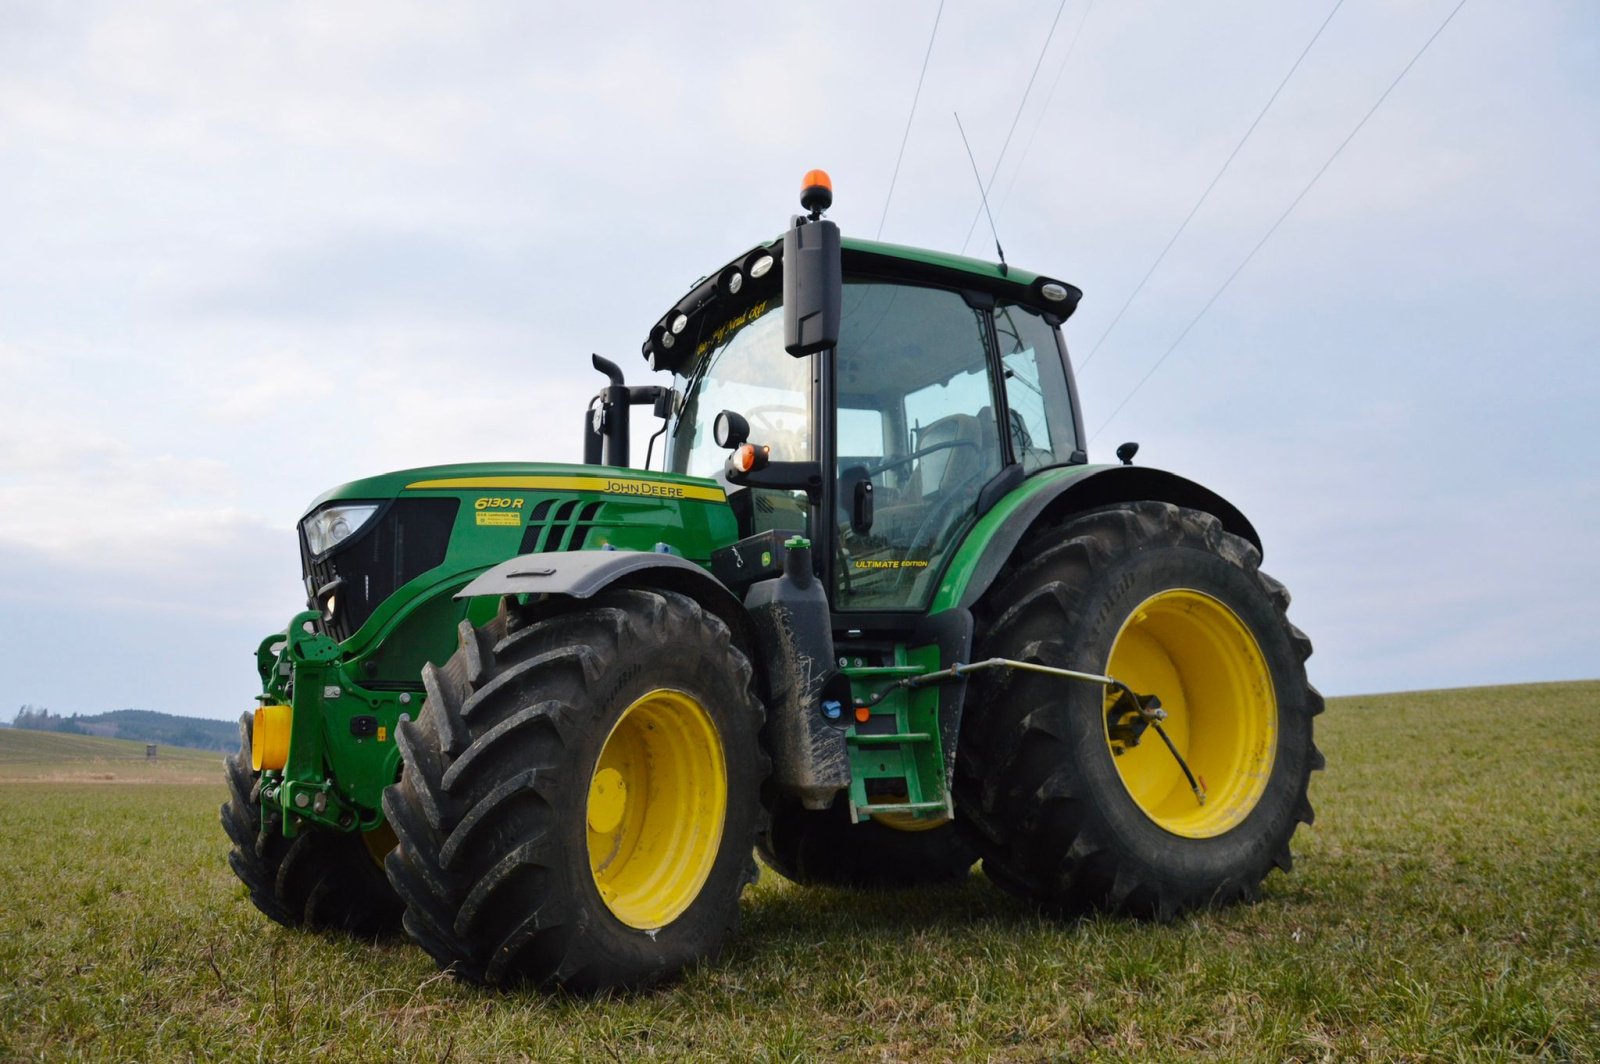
223,171,1322,992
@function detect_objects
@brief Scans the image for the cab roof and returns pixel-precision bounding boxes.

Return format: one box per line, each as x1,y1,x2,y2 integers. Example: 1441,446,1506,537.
642,233,1082,375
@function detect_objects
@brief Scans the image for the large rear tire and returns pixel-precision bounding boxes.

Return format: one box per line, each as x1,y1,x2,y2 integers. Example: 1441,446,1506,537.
382,588,766,992
758,793,975,888
220,715,403,936
955,501,1324,918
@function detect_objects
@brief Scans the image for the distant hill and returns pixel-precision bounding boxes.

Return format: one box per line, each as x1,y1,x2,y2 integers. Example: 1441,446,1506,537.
12,708,238,753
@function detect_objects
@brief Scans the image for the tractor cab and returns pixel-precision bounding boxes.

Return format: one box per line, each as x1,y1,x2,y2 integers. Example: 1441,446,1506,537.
649,170,1085,615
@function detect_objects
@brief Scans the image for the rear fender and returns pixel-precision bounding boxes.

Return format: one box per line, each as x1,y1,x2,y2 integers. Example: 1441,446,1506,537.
935,464,1261,614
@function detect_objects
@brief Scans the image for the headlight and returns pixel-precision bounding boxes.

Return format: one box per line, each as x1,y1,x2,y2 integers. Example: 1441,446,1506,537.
303,503,379,555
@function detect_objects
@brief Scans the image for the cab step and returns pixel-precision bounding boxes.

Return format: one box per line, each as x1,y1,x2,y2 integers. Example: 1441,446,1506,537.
840,651,950,824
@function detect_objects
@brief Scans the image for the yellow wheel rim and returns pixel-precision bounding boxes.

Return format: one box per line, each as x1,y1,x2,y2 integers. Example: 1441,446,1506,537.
1103,589,1276,839
362,822,398,867
868,793,950,833
587,689,727,929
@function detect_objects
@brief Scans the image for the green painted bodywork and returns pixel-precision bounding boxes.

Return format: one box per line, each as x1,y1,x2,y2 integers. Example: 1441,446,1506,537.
842,236,1044,290
254,462,739,837
928,464,1107,614
308,461,734,673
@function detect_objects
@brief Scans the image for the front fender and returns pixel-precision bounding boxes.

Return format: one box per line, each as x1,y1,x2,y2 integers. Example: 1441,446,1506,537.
931,464,1262,614
457,549,723,601
457,549,755,662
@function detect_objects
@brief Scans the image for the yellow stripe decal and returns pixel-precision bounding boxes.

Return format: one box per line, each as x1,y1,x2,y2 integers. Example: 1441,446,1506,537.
403,475,727,504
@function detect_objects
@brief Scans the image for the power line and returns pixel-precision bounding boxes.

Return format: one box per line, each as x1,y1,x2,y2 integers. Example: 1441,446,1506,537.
993,0,1095,223
958,0,1071,255
1089,0,1472,444
1078,0,1346,373
877,0,946,241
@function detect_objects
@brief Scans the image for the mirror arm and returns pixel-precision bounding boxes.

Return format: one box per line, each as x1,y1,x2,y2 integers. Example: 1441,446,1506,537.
726,460,824,503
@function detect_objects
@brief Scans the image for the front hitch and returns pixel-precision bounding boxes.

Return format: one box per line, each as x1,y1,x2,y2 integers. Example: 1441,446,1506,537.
249,611,411,837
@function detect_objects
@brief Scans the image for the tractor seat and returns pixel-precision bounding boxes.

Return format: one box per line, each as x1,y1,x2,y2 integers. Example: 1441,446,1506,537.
903,413,985,499
868,412,988,547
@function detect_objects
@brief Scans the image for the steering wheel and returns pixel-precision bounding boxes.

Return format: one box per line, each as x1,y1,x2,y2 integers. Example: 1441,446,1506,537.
864,439,981,482
742,404,807,437
726,404,808,466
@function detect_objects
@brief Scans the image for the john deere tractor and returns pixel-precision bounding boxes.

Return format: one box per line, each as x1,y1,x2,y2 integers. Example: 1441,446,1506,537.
224,171,1322,992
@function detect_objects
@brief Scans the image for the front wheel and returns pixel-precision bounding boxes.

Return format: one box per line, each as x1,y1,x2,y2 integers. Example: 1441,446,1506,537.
382,588,766,992
220,714,403,936
955,501,1324,918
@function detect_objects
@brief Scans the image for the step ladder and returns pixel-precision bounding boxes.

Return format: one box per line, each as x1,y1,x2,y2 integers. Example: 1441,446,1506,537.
840,649,952,825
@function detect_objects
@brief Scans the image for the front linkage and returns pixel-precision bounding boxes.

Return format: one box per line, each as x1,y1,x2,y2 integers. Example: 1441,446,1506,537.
251,613,413,837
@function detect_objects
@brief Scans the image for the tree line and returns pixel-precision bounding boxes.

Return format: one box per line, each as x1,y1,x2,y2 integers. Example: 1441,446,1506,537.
9,705,237,752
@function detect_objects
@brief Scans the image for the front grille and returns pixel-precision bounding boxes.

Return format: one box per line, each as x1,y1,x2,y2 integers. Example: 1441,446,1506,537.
518,499,605,554
303,498,459,642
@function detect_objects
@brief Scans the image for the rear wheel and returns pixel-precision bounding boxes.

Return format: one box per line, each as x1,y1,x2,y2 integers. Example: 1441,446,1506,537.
382,588,766,992
955,501,1323,917
220,715,403,936
758,793,974,888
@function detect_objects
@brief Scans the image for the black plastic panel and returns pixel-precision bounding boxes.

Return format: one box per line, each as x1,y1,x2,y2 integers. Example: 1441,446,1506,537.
303,497,459,643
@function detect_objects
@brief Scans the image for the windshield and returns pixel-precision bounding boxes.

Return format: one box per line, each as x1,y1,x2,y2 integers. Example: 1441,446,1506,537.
668,297,813,478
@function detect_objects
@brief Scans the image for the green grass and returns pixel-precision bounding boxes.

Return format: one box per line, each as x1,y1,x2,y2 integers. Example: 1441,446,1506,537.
1,681,1596,1061
0,728,221,782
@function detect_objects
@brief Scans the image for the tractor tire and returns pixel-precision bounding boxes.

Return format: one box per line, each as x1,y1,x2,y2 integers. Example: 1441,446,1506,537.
758,793,975,888
382,588,767,993
220,714,403,937
954,501,1324,918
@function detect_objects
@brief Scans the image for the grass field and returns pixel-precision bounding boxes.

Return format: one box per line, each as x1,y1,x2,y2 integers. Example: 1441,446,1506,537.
0,729,221,783
1,681,1596,1062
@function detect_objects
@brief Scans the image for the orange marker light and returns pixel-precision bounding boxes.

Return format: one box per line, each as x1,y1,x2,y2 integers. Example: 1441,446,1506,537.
800,169,833,215
854,706,870,724
801,169,832,194
730,443,771,475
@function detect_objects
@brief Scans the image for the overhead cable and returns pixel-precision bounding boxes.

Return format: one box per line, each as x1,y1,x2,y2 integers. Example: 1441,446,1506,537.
1088,0,1473,443
993,0,1095,222
877,0,947,240
1078,0,1347,373
958,0,1072,255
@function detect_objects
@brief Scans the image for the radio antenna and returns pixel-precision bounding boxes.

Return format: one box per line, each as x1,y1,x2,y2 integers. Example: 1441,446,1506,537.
954,112,1008,275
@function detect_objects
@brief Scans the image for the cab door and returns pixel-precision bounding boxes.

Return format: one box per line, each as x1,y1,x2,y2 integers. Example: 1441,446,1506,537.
831,282,1006,612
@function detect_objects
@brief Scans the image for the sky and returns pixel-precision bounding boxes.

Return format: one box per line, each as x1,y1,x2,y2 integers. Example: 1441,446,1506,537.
1,1,1596,720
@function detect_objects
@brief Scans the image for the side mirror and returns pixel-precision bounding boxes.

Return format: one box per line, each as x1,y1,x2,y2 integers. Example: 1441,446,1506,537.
783,218,842,357
713,410,750,449
653,388,677,421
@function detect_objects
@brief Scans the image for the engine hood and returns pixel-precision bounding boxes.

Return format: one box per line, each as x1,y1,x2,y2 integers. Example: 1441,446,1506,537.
303,462,727,516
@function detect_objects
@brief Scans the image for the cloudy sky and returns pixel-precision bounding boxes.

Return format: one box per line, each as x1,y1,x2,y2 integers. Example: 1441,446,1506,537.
2,1,1595,720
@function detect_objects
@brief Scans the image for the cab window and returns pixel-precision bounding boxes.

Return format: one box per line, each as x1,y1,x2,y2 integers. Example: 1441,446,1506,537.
669,297,811,535
993,303,1077,471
